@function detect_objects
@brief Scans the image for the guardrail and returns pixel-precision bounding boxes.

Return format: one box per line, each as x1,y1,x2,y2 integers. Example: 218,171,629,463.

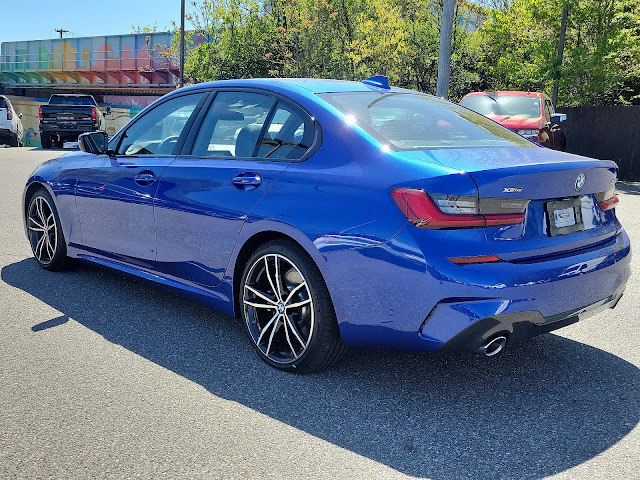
1,49,179,73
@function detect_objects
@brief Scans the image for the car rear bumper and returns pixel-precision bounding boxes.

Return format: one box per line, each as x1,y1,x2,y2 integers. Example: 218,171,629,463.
436,280,626,353
324,227,631,351
0,129,17,142
40,123,97,134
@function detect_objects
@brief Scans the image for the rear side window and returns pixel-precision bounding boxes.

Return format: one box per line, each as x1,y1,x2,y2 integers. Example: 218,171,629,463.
320,92,533,151
191,92,314,160
192,92,275,157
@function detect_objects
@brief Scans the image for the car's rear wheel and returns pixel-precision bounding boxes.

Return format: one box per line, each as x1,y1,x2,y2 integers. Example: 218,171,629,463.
40,133,52,149
27,189,69,271
240,240,345,373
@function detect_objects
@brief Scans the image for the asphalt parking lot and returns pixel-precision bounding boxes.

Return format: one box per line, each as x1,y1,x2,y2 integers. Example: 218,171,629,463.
0,147,638,480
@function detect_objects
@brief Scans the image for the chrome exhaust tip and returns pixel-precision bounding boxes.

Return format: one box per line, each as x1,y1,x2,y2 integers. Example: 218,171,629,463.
481,335,507,357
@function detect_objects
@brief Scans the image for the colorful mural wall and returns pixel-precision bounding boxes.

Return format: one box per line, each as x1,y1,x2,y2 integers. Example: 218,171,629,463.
0,33,179,87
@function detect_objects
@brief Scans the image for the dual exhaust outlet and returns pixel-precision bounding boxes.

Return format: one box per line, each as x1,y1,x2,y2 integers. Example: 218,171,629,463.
480,335,508,357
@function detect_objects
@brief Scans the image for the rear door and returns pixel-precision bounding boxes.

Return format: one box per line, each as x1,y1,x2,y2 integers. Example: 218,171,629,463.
154,90,316,286
75,91,208,262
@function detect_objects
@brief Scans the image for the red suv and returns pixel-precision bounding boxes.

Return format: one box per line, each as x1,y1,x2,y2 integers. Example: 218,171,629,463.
460,91,567,151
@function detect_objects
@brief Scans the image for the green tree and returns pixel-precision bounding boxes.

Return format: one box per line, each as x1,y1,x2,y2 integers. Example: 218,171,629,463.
474,0,640,105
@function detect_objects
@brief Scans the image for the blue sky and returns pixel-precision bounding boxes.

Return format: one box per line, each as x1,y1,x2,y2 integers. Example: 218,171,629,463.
0,0,195,45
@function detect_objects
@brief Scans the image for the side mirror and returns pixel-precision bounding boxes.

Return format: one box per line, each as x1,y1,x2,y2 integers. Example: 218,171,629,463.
79,131,110,155
550,113,566,123
105,106,112,116
18,113,23,119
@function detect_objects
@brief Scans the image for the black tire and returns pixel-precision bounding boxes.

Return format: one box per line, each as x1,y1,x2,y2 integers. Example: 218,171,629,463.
240,239,345,373
40,133,52,149
26,188,70,271
8,133,18,147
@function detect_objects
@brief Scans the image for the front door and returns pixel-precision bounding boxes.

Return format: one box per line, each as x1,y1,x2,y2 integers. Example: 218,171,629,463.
74,92,207,263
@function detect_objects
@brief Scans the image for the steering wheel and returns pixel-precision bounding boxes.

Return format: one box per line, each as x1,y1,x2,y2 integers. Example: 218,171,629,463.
157,135,180,155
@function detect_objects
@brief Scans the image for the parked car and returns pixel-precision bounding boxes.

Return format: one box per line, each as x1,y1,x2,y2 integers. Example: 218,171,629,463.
460,91,567,151
23,77,630,373
39,94,110,149
0,95,24,147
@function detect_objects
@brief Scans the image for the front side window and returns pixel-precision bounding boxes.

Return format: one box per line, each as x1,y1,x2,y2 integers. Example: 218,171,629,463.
320,92,533,151
117,93,205,156
544,99,553,122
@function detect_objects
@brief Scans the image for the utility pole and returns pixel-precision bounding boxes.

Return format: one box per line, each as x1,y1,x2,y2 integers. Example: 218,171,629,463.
180,0,185,88
55,29,70,39
436,0,456,99
552,6,568,109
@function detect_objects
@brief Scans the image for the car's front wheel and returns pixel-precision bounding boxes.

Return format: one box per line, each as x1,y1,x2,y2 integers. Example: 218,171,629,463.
240,240,345,373
26,189,69,271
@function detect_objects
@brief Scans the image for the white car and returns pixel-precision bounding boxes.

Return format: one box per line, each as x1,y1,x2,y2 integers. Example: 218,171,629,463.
0,95,24,147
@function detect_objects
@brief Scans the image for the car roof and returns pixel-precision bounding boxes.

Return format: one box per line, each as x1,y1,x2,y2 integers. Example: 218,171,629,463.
178,78,409,95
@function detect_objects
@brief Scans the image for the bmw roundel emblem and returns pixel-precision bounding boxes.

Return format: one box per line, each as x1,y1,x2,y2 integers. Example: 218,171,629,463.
575,174,585,191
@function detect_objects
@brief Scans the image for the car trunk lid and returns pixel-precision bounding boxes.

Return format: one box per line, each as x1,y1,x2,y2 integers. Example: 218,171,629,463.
400,146,620,261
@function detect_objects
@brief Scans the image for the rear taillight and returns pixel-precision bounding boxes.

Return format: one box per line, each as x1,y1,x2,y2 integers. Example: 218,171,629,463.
92,107,97,121
39,106,43,120
390,188,529,229
598,193,619,211
6,109,12,120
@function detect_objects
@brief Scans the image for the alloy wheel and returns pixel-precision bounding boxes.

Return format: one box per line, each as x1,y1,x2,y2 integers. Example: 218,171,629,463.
28,195,58,266
243,253,315,364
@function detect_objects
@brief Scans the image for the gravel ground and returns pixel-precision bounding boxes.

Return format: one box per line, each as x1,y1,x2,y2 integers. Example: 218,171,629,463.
0,147,638,480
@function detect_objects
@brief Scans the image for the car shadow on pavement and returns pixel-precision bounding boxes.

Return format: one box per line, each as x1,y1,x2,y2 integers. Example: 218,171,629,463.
3,258,639,480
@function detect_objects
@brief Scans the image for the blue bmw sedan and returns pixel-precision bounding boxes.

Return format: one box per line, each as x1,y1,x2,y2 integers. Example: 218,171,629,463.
23,77,631,372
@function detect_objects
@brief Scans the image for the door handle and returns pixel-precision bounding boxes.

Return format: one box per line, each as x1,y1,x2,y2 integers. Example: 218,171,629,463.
232,172,262,190
134,170,156,186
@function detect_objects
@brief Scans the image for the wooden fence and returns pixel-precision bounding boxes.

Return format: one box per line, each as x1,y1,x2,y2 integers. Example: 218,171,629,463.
560,105,640,181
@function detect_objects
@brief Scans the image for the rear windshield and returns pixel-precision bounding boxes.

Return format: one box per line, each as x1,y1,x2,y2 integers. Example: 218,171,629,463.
0,97,7,109
460,94,542,118
318,92,533,151
49,95,96,106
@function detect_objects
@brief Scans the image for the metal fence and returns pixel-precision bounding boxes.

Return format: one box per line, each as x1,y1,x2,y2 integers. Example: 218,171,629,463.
561,105,640,181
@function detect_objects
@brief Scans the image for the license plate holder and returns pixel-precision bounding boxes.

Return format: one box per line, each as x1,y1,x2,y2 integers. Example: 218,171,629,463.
546,197,584,236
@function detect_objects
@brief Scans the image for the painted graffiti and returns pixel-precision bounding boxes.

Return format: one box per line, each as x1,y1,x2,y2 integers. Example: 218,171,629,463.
0,33,179,87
